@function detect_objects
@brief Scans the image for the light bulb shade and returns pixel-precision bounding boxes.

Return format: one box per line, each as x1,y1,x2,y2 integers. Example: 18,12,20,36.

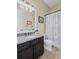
19,5,24,9
25,7,29,11
17,0,35,12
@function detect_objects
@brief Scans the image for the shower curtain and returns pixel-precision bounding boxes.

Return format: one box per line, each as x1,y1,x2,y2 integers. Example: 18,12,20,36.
45,11,61,48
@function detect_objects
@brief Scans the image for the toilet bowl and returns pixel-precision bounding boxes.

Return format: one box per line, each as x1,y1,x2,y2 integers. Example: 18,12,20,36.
44,40,53,52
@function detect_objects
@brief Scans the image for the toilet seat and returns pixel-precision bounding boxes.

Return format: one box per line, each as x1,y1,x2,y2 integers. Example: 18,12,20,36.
44,40,53,52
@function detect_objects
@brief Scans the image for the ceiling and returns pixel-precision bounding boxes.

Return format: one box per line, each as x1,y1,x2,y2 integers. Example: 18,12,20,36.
43,0,61,7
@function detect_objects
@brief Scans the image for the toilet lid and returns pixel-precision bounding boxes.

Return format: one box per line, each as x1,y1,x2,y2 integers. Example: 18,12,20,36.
44,40,53,44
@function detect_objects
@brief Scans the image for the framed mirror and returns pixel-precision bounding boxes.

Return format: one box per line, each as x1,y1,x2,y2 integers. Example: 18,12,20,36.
17,0,37,33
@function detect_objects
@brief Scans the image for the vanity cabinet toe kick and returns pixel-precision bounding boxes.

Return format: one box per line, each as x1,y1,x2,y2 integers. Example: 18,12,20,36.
17,36,44,59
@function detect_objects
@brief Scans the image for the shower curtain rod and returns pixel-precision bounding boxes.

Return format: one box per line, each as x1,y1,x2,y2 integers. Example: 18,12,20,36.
45,10,61,16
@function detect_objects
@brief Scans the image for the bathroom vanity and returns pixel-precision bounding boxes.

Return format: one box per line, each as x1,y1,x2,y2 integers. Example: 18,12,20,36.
17,1,44,59
17,35,44,59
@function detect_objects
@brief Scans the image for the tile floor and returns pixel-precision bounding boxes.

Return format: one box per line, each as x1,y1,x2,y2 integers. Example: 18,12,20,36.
39,47,61,59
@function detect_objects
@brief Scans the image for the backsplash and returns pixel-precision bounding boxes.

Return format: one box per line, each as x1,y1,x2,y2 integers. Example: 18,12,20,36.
17,32,35,37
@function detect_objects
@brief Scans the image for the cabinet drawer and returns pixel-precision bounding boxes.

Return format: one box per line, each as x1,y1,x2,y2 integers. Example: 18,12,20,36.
30,39,38,46
17,41,30,52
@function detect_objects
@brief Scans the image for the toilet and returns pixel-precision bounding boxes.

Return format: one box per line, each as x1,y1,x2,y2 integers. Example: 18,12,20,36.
44,40,54,52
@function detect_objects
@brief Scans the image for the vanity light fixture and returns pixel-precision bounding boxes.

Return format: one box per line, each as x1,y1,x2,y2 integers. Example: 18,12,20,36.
25,7,29,11
17,0,35,12
19,4,24,9
29,7,34,12
29,6,32,12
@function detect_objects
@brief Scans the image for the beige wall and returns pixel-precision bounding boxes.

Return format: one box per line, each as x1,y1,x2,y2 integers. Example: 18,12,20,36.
28,0,49,34
49,3,61,13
